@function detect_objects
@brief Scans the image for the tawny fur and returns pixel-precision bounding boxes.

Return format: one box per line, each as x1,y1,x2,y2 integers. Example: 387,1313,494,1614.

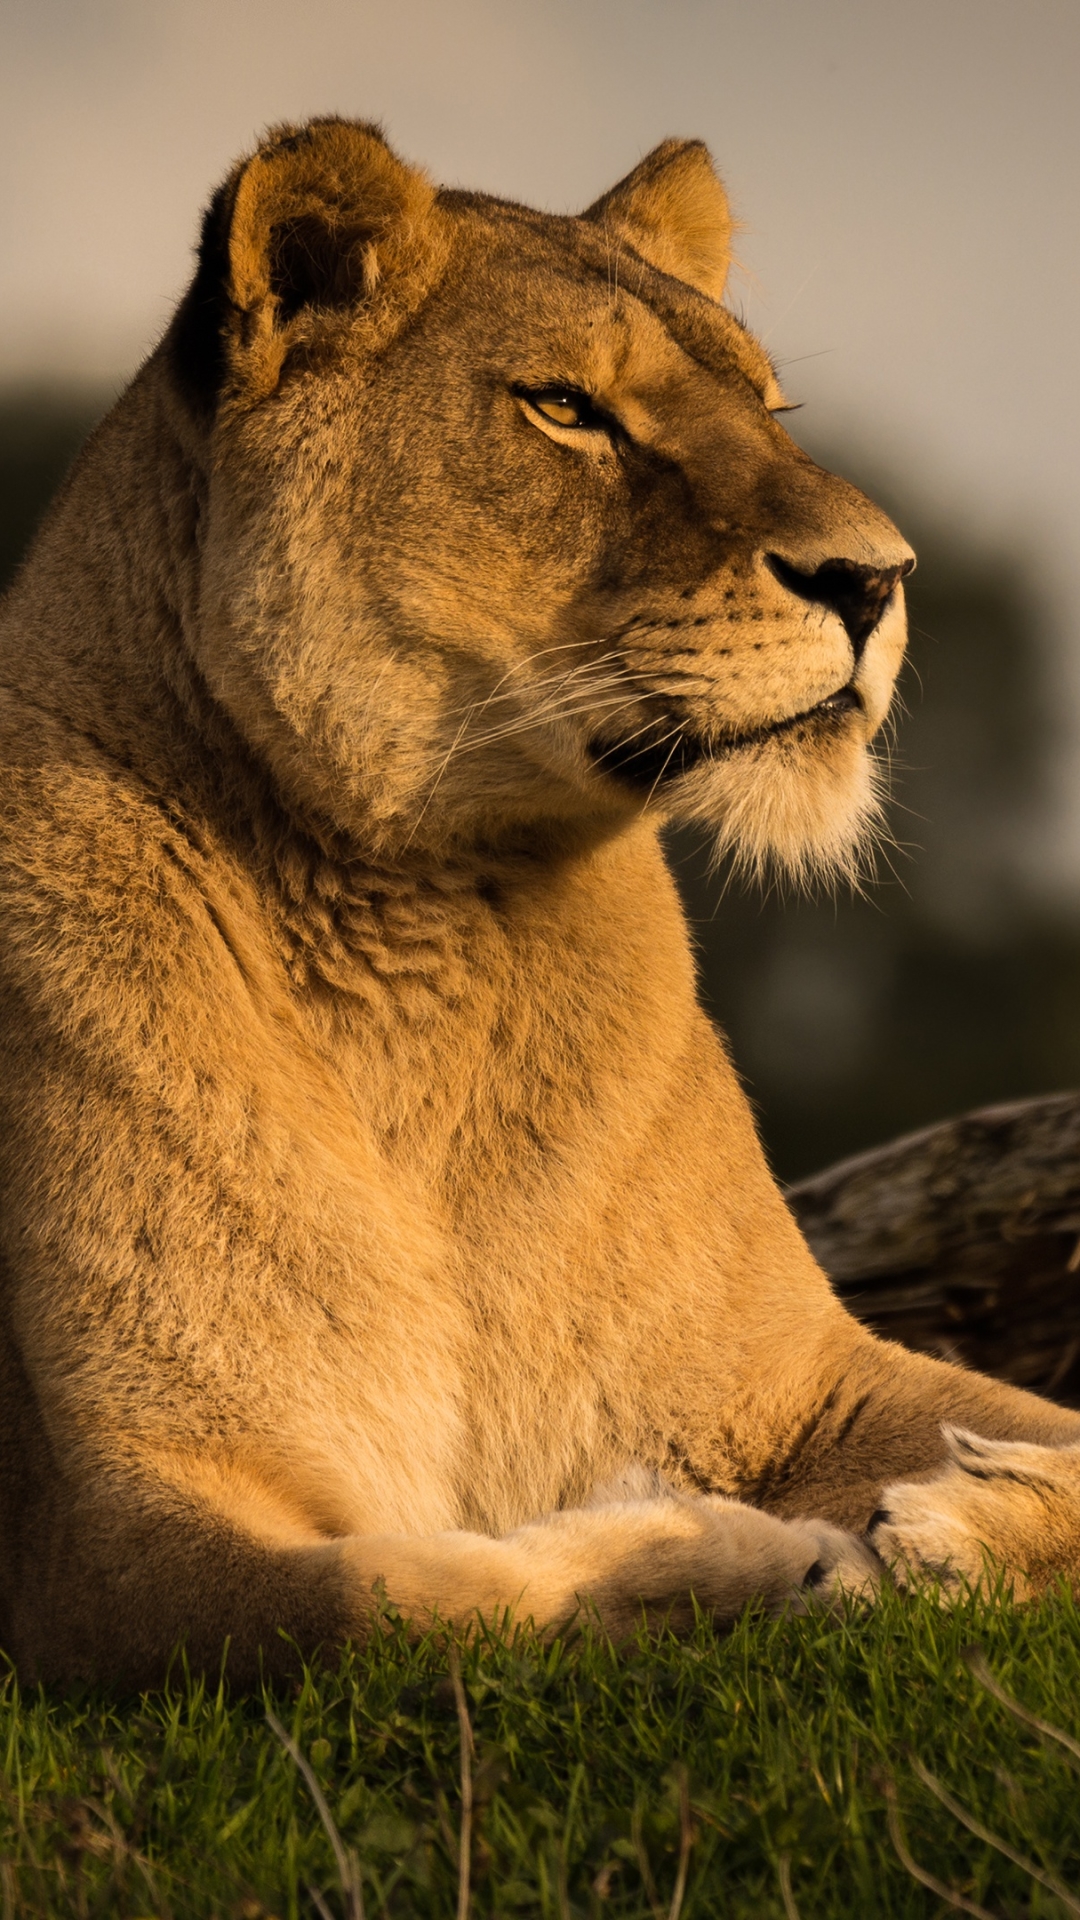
0,119,1077,1686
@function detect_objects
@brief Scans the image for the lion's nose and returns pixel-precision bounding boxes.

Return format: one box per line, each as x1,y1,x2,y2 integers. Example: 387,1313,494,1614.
766,554,914,661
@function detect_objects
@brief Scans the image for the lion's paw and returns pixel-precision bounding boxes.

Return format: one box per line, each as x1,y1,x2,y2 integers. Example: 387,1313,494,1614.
869,1426,1080,1598
786,1517,884,1611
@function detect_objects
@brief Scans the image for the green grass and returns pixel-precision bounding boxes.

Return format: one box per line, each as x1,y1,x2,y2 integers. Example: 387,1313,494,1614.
3,1582,1080,1918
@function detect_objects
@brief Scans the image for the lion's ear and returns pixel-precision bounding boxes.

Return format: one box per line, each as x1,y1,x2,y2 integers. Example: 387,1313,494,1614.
171,118,437,413
583,140,733,301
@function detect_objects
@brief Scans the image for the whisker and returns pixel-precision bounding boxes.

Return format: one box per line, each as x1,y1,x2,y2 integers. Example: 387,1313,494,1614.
589,713,679,766
400,699,485,850
403,626,709,836
410,664,626,850
439,641,617,724
640,727,688,811
448,689,646,759
440,668,636,743
405,686,649,837
439,662,631,732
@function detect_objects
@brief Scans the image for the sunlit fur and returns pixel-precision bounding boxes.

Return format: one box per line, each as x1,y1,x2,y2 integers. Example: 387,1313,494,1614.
676,590,908,888
678,726,883,889
1,119,1079,1687
876,1428,1080,1600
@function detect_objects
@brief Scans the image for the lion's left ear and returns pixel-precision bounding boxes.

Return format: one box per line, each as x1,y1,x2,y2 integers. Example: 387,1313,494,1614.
583,139,733,301
170,117,440,414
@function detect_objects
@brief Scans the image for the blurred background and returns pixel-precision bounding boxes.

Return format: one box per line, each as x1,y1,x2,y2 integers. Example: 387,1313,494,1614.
4,0,1080,1180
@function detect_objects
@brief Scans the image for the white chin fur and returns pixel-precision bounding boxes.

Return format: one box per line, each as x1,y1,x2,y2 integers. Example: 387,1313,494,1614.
669,727,884,888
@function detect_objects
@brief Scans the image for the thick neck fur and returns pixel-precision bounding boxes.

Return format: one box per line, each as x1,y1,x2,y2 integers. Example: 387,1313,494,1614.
2,360,225,806
0,359,697,1196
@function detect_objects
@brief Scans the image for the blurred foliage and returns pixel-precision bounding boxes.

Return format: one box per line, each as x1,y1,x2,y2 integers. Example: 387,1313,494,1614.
0,387,112,593
4,390,1078,1183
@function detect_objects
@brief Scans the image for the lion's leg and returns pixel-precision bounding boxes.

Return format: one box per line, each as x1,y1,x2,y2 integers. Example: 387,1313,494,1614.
11,1467,877,1684
350,1495,879,1638
748,1321,1080,1593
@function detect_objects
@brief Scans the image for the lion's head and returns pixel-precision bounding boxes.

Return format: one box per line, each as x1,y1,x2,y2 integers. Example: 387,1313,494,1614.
170,118,912,880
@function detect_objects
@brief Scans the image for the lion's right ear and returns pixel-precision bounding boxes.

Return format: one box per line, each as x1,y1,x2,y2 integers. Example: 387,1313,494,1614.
583,140,733,302
169,118,438,414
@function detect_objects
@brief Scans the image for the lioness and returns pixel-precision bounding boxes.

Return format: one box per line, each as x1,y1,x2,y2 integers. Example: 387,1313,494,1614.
2,119,1079,1686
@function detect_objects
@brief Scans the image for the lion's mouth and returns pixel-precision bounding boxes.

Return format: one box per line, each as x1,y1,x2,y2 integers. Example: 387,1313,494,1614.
589,685,861,790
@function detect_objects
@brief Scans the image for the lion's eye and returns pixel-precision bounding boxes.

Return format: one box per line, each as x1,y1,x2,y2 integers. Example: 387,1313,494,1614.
535,392,585,427
518,386,603,430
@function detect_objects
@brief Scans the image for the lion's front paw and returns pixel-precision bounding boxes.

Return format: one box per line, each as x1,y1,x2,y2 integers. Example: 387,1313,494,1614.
787,1517,884,1610
869,1426,1080,1597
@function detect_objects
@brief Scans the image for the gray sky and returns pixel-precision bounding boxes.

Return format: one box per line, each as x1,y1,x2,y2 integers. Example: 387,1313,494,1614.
5,0,1080,873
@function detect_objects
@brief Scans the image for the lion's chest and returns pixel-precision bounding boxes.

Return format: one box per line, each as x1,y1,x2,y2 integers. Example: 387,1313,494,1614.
259,830,762,1522
296,840,688,1194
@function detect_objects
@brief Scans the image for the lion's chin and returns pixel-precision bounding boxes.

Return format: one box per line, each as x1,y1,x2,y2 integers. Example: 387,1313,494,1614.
668,719,884,888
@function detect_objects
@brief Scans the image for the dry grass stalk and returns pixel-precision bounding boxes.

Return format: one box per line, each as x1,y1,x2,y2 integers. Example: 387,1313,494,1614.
777,1851,801,1920
307,1886,335,1920
965,1646,1080,1766
447,1643,475,1920
883,1777,997,1919
668,1764,693,1920
911,1756,1080,1918
631,1800,664,1920
264,1708,365,1920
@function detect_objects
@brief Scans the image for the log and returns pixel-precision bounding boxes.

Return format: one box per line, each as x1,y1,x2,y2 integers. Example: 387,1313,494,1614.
785,1092,1080,1408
